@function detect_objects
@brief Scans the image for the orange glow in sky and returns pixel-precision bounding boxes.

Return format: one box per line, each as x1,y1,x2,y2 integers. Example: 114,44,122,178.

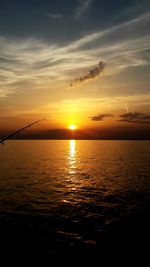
0,1,150,139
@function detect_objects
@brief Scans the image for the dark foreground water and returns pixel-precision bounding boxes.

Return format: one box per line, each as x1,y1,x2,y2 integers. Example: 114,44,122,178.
0,140,150,263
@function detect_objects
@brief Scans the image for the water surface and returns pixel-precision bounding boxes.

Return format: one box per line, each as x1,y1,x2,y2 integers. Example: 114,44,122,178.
0,140,150,262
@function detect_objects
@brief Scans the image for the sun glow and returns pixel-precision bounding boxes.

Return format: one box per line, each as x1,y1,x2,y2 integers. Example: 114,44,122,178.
68,124,77,130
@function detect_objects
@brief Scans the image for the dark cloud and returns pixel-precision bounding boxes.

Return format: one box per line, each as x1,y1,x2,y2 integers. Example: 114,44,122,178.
70,61,105,87
89,113,113,121
119,112,150,124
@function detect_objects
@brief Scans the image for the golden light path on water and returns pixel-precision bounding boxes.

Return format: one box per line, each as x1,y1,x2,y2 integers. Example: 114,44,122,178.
69,140,76,159
62,140,77,203
63,139,78,196
69,140,76,174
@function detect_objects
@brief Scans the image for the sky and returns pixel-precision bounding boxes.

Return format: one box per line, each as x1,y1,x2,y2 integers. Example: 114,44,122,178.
0,0,150,138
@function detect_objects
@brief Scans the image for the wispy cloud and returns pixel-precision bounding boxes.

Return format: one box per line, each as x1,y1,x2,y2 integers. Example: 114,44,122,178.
0,12,150,100
0,88,8,98
119,112,150,124
89,113,113,121
75,0,93,19
0,85,13,98
46,13,63,19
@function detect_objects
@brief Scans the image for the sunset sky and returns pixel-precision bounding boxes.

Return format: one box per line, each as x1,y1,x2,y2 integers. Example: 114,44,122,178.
0,0,150,138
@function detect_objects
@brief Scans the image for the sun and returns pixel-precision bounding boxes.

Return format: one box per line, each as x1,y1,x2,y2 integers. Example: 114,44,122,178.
68,124,77,130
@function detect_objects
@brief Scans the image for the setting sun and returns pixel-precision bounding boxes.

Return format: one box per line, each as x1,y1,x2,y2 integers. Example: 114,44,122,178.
68,124,77,130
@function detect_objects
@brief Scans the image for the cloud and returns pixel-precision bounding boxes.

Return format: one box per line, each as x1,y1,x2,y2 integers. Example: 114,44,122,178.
0,88,8,98
46,13,63,19
89,113,113,121
0,85,13,98
89,111,150,123
70,11,150,51
70,61,105,87
119,112,150,124
75,0,92,19
0,12,150,100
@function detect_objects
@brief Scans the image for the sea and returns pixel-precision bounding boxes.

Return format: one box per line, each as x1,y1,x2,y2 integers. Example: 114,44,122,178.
0,140,150,263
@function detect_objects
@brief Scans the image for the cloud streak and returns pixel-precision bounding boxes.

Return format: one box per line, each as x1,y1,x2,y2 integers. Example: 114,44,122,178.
47,13,63,19
119,112,150,124
89,110,150,123
75,0,92,19
0,12,149,100
70,61,105,87
89,113,113,121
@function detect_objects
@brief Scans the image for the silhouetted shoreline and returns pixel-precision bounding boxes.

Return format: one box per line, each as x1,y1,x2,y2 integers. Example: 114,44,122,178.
1,127,150,141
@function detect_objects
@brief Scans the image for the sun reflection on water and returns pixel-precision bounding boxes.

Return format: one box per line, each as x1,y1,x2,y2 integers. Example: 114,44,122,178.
70,140,76,158
68,140,76,174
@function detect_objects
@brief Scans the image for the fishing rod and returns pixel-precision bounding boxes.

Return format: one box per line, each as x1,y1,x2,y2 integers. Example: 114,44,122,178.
0,119,45,144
